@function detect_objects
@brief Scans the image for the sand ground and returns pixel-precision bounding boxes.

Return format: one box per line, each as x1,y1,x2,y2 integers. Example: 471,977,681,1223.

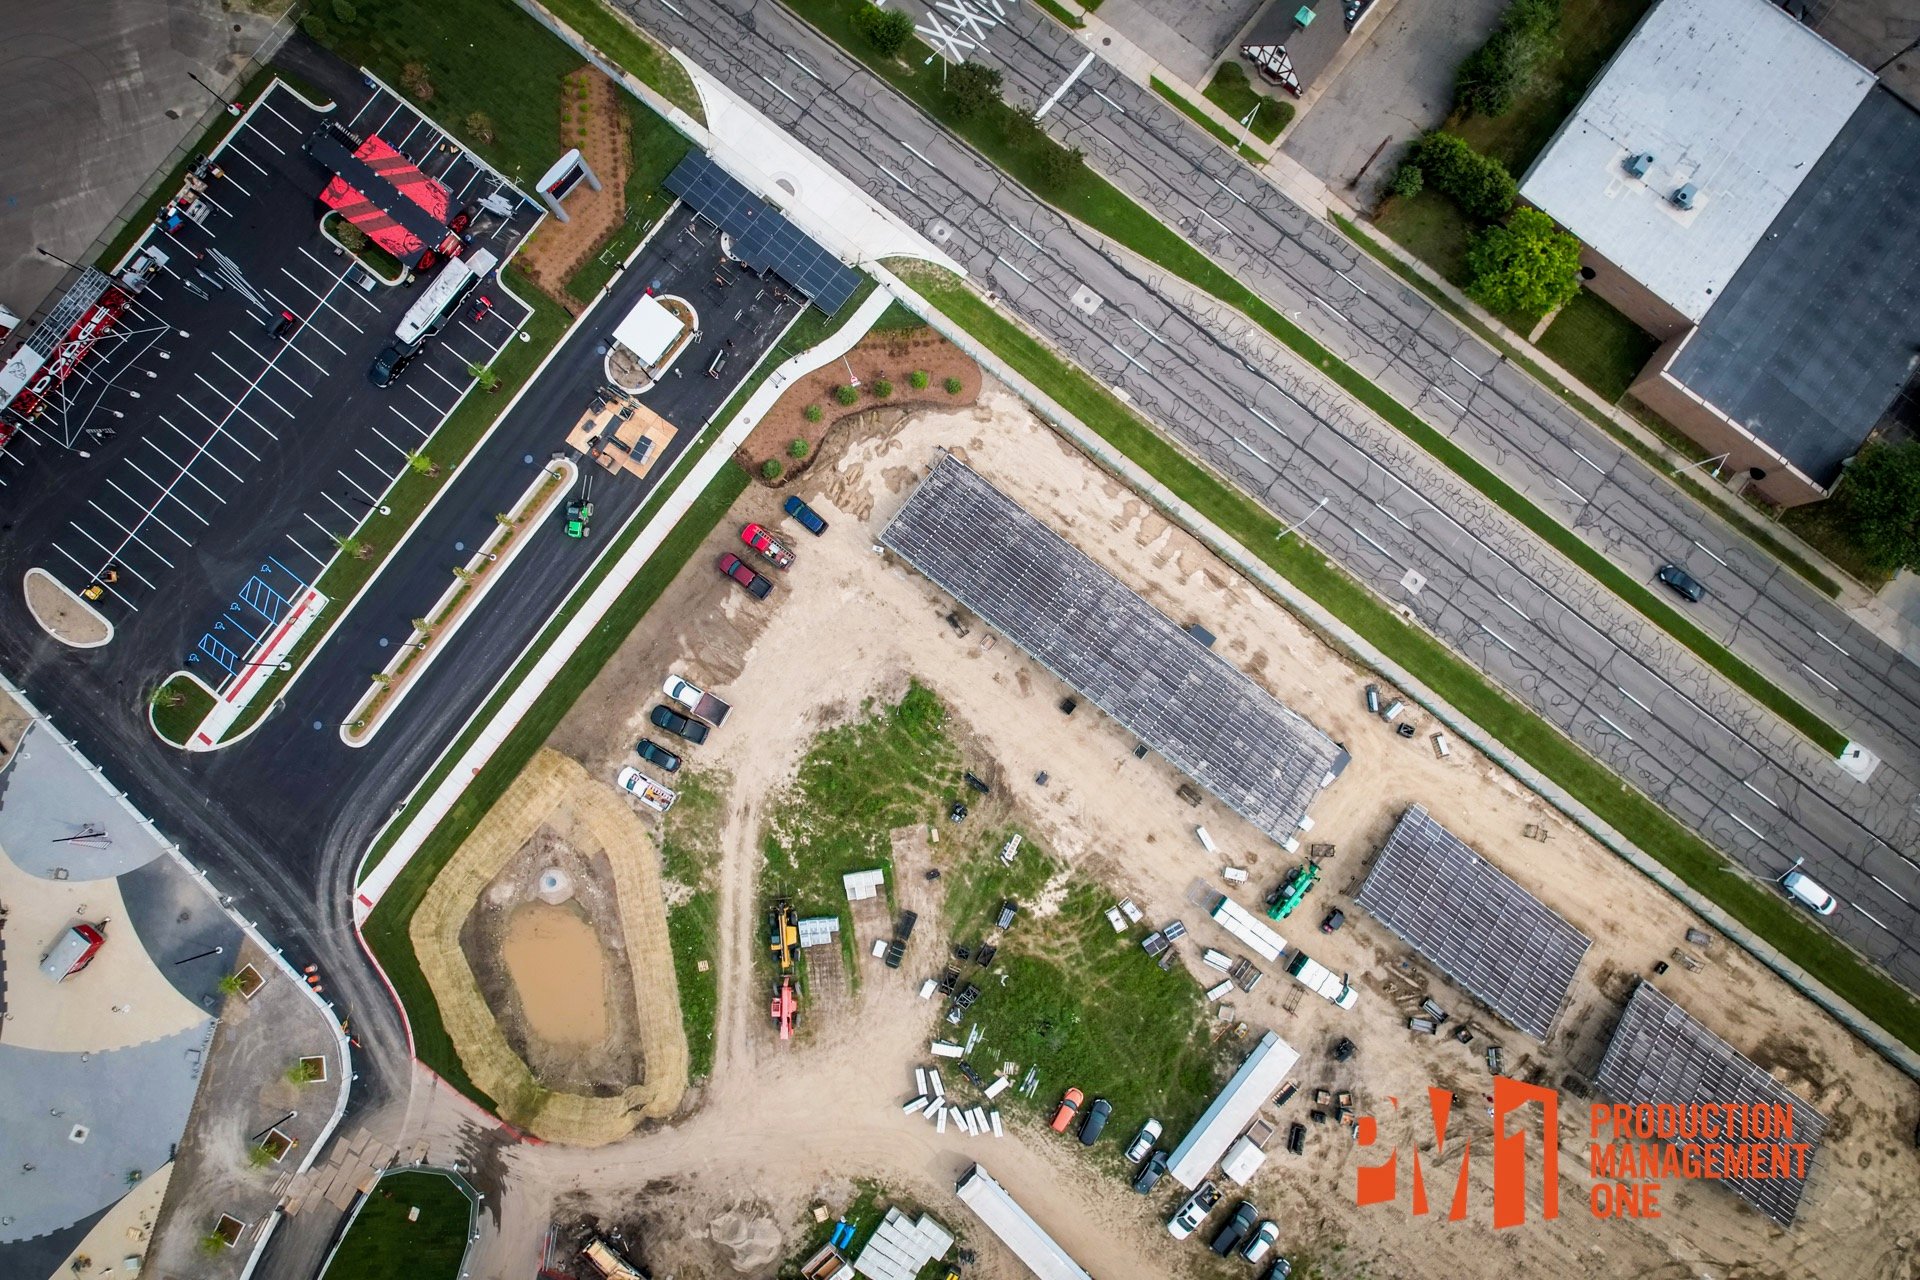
404,384,1919,1280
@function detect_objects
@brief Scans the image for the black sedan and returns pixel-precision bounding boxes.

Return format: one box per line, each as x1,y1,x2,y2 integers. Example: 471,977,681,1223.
650,703,710,744
635,738,682,773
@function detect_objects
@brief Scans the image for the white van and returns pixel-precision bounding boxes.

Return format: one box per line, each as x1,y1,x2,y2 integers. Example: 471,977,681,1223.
1781,868,1838,915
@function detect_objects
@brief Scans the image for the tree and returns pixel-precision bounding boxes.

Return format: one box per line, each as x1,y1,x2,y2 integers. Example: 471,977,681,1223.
1832,441,1920,572
467,362,500,391
1409,132,1515,221
1466,207,1582,318
761,458,784,482
331,0,359,23
852,3,915,57
1454,0,1561,117
1388,162,1424,200
217,971,248,996
788,438,810,459
803,403,824,423
834,384,860,406
406,451,439,477
464,112,496,145
1035,141,1084,189
943,376,963,395
909,369,930,390
332,217,368,254
945,62,1003,120
871,378,894,398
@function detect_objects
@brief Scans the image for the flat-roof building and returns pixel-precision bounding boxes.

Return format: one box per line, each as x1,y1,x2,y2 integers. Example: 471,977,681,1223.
1519,0,1920,507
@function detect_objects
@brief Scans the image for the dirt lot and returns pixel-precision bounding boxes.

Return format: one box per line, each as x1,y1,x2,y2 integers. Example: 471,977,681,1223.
460,382,1919,1279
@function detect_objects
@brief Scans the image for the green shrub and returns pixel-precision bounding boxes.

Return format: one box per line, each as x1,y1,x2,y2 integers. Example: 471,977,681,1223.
789,437,810,459
299,13,330,40
1831,441,1920,572
1389,162,1424,200
1454,0,1562,117
872,378,894,398
834,384,860,406
803,403,824,423
909,369,930,390
1035,141,1085,189
852,2,916,57
331,0,359,24
1466,207,1581,317
946,62,1004,120
761,458,783,482
944,376,963,395
1409,132,1516,221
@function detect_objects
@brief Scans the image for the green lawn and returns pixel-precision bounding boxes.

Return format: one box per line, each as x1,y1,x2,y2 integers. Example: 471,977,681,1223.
1033,0,1086,28
890,260,1920,1056
942,837,1223,1162
1782,500,1895,589
1375,187,1477,288
304,0,589,184
564,105,694,304
1536,289,1659,403
150,676,215,746
220,268,569,742
782,0,1842,748
1201,62,1293,144
538,0,705,120
1332,213,1842,599
661,770,726,1078
1151,78,1264,162
322,1171,472,1280
360,459,752,1107
760,683,957,958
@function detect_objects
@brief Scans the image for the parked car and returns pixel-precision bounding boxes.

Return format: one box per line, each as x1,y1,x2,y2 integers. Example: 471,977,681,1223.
649,704,710,744
369,341,418,386
1078,1098,1112,1146
1168,1181,1221,1241
635,738,681,773
1131,1150,1169,1195
1126,1118,1163,1163
1262,1259,1294,1280
740,522,795,569
1320,907,1346,933
1210,1201,1258,1256
662,675,731,726
1656,562,1706,602
718,553,773,599
1781,866,1838,915
40,922,107,982
269,308,300,340
784,494,829,536
1050,1088,1084,1133
996,899,1019,930
1331,1037,1356,1062
1286,1122,1306,1155
1241,1220,1281,1265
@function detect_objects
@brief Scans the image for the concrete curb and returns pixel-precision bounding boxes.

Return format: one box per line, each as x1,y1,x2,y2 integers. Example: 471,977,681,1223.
873,264,1920,1081
352,285,896,917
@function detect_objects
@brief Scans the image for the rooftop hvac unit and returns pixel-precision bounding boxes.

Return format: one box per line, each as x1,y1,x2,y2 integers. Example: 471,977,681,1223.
1624,151,1654,178
1671,182,1698,210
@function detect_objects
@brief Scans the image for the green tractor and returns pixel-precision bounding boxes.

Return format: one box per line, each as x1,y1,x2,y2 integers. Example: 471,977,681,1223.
1265,859,1321,921
564,477,593,538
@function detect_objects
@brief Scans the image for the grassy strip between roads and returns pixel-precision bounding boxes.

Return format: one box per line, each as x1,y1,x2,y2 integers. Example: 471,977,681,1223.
536,0,705,122
1032,0,1086,27
1149,78,1263,164
320,1170,473,1280
895,262,1920,1055
218,268,568,742
362,459,751,1106
1331,212,1846,602
779,0,1845,757
1200,62,1293,144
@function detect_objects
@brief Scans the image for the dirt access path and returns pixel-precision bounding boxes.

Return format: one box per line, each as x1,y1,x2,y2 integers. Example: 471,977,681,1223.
389,386,1918,1280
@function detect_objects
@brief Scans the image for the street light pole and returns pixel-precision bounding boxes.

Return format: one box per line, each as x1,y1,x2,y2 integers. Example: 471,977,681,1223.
1670,452,1729,481
187,71,243,116
1274,496,1327,542
342,492,392,515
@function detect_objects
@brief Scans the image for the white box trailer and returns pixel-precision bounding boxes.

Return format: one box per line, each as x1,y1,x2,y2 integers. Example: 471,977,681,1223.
953,1164,1093,1280
1209,895,1286,963
1287,951,1358,1010
1166,1031,1301,1188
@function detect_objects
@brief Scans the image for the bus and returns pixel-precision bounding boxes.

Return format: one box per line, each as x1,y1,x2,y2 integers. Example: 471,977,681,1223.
394,248,498,347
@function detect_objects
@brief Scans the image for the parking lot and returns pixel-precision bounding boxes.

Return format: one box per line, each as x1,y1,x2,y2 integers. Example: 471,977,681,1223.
0,74,540,685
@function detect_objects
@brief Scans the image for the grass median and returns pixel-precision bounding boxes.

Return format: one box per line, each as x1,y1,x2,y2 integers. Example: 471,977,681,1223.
536,0,705,121
778,0,1844,755
1150,78,1263,163
320,1170,473,1280
150,676,216,748
361,457,752,1106
893,261,1920,1056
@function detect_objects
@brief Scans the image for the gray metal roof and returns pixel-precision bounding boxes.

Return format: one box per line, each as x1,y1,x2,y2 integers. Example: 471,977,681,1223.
880,455,1342,845
1665,88,1920,487
1518,0,1872,323
1593,982,1827,1226
1354,807,1590,1040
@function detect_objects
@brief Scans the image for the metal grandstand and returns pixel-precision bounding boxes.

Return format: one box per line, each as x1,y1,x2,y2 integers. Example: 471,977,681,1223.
880,453,1344,844
1594,981,1826,1226
1355,806,1590,1040
664,152,863,314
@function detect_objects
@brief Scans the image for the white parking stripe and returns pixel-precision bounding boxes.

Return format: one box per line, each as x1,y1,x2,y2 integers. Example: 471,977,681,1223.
302,511,340,542
254,96,303,133
242,119,286,154
387,404,422,435
323,491,357,520
105,477,191,544
354,447,387,472
68,520,160,586
369,423,412,458
339,469,382,501
224,142,271,175
49,543,142,611
422,362,464,393
407,385,449,417
278,266,367,332
86,499,176,567
204,362,296,418
285,532,329,568
126,458,210,523
172,400,261,466
148,428,230,500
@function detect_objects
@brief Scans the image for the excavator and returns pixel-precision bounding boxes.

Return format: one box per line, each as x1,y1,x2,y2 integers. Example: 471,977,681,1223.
1265,859,1321,921
769,898,799,974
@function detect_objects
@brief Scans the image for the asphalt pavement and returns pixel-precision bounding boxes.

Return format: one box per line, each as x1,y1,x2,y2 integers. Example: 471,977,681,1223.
616,0,1920,990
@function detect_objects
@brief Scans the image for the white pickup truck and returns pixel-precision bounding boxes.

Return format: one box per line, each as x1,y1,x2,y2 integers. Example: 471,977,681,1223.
663,674,731,726
1287,950,1357,1009
616,766,677,813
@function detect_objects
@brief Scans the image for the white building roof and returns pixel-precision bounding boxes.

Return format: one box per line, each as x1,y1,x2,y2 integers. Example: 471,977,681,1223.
1220,1134,1268,1185
953,1165,1091,1280
842,868,885,900
1518,0,1872,323
611,292,683,367
1166,1030,1300,1188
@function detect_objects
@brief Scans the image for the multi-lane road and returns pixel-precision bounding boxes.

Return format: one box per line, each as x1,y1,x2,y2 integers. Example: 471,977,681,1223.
617,0,1920,989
